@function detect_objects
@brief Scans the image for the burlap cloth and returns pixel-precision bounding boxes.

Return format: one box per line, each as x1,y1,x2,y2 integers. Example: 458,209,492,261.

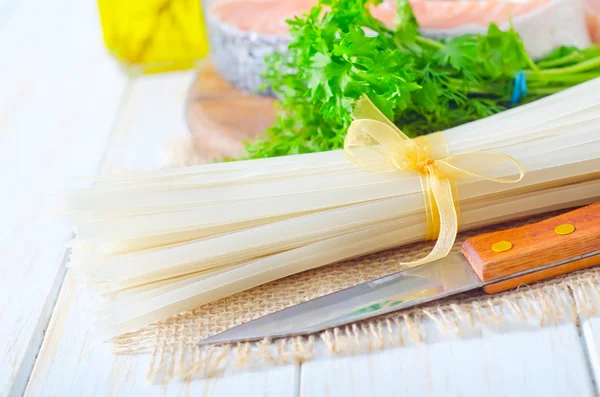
113,138,600,382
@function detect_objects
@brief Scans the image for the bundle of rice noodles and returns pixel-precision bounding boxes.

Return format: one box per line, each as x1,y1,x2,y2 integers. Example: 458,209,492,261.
64,79,600,337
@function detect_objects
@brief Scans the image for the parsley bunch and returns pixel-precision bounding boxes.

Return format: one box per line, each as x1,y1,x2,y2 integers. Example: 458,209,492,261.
245,0,600,159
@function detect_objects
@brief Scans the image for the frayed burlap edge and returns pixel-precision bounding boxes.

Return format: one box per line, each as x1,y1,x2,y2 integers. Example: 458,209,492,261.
113,267,600,383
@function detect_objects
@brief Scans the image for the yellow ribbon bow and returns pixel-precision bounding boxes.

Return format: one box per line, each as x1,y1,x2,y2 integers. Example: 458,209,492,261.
344,95,525,267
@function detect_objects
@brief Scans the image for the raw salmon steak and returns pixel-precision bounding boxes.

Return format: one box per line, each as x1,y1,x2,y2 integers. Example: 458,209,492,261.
212,0,555,35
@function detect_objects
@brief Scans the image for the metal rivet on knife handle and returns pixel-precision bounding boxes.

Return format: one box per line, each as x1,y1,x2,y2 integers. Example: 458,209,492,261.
491,240,513,253
554,223,576,235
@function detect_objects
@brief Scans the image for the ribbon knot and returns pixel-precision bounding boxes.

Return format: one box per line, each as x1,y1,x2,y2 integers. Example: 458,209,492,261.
344,95,525,267
415,159,435,174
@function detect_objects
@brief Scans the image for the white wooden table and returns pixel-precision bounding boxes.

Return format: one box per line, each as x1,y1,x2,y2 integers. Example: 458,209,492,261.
2,1,600,396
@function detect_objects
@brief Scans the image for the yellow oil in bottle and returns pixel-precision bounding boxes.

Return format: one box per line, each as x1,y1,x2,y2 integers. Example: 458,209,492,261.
98,0,209,73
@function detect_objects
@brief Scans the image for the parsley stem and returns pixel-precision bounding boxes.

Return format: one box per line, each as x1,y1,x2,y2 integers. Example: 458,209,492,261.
445,81,492,95
527,86,568,95
527,72,600,83
445,77,506,95
518,43,539,73
536,52,582,69
365,17,394,35
525,56,600,76
415,36,443,50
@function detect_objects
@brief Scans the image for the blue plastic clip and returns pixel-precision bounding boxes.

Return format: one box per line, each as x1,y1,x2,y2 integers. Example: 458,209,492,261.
509,70,527,105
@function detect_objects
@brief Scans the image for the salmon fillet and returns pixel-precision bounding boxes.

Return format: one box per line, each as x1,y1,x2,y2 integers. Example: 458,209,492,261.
373,0,550,30
211,0,551,35
587,0,600,42
211,0,314,35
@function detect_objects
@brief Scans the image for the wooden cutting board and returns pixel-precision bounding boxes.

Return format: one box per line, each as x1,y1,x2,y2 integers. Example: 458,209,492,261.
185,62,276,159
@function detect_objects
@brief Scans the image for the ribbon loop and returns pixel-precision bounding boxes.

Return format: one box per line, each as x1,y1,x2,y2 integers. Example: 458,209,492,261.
435,151,525,183
344,95,525,267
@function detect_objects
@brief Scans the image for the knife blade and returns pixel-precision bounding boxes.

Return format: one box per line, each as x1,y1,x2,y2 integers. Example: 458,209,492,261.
200,203,600,346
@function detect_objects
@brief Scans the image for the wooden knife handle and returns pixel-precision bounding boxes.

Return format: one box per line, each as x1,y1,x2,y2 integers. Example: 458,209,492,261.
461,203,600,294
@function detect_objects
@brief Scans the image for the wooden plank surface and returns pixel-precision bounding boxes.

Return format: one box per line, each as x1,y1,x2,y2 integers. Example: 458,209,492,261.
25,272,299,397
0,0,126,395
582,317,600,389
0,0,19,29
24,73,299,397
301,304,596,397
579,289,600,393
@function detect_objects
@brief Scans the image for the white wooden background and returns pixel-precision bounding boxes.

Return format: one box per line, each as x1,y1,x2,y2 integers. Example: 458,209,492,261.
1,1,600,396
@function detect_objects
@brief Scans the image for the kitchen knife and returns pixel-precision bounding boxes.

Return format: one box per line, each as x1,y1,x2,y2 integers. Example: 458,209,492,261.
200,203,600,345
